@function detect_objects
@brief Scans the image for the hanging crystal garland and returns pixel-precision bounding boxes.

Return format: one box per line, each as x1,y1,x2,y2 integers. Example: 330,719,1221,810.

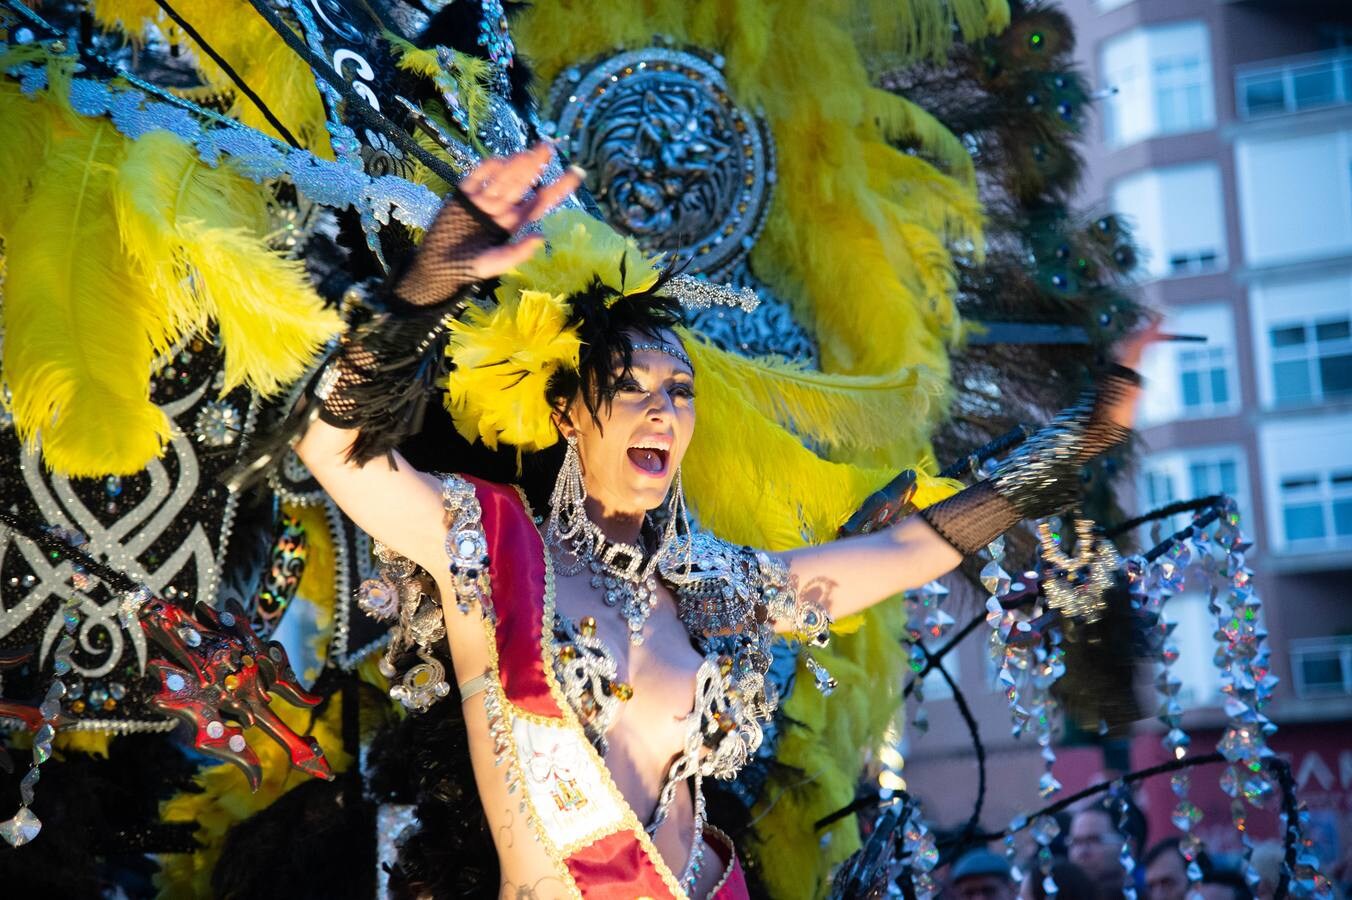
904,579,952,735
900,794,941,900
1127,496,1331,897
984,532,1069,893
1110,782,1141,900
0,526,87,847
1206,497,1334,897
1129,512,1207,892
984,532,1065,802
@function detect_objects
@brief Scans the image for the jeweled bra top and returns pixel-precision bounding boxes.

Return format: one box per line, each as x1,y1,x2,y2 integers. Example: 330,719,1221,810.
368,474,835,896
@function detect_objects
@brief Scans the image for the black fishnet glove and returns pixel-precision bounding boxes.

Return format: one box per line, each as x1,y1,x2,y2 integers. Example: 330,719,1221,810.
920,365,1141,556
387,193,509,310
312,193,507,459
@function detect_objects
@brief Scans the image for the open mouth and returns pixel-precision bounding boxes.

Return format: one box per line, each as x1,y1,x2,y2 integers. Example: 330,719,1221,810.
626,438,671,477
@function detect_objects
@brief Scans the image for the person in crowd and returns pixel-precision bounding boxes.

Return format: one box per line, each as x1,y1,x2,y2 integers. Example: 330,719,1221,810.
1019,858,1101,900
1197,863,1255,900
1067,797,1147,899
1144,837,1189,900
950,849,1018,900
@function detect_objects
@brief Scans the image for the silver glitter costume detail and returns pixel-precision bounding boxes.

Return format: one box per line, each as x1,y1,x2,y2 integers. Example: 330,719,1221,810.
16,68,443,233
630,341,693,369
194,400,242,447
990,380,1134,518
546,46,775,279
551,613,627,755
660,274,760,314
1036,518,1120,623
441,476,493,618
681,261,819,365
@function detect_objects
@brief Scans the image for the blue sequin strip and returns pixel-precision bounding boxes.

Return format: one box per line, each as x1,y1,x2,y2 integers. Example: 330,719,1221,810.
2,52,441,233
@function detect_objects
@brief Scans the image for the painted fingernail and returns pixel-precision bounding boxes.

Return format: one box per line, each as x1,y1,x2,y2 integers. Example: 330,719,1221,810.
567,165,587,179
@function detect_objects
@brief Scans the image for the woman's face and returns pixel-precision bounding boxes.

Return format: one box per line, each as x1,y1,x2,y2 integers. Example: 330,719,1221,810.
557,330,695,521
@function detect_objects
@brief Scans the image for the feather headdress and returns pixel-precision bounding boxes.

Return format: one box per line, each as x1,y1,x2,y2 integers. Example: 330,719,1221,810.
442,209,667,453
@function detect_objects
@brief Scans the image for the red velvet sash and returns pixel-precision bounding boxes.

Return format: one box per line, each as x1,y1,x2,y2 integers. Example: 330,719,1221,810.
466,476,748,900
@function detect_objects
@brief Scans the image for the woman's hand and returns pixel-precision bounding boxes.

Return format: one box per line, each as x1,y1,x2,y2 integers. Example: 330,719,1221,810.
1102,315,1165,429
393,143,583,307
1112,314,1164,372
458,142,584,280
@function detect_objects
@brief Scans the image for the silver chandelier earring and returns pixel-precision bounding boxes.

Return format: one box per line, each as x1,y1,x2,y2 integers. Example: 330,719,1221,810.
659,467,694,565
546,434,592,571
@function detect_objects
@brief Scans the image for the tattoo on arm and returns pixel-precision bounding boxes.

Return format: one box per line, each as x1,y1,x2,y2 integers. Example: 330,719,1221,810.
501,876,569,899
791,573,837,611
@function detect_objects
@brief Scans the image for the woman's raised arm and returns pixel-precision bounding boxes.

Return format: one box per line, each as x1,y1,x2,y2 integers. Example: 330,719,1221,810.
774,321,1160,625
288,144,582,573
293,424,449,577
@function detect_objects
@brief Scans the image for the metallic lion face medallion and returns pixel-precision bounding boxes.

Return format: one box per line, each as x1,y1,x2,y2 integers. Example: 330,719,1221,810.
546,46,775,278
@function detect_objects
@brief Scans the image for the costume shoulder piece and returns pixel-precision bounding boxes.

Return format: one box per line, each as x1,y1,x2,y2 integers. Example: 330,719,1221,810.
440,474,494,620
660,531,831,647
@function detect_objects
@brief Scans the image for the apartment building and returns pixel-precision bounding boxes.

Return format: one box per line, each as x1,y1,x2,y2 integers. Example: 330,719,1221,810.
902,0,1352,866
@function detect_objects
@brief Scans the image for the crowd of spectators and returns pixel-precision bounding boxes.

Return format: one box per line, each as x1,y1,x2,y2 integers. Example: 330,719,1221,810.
937,797,1306,900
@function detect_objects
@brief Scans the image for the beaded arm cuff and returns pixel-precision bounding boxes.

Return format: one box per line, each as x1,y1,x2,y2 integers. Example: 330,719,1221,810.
919,365,1141,556
755,551,832,646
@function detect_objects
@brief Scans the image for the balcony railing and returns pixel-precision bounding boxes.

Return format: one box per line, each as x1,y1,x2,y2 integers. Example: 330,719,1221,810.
1236,49,1352,119
1289,635,1352,699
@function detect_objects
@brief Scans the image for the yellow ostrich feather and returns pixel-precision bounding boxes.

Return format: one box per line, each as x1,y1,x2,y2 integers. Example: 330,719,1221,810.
500,209,662,301
89,0,332,156
114,131,343,396
853,0,1010,69
0,54,339,476
679,330,945,468
52,730,113,758
681,359,958,553
444,289,581,452
0,87,172,475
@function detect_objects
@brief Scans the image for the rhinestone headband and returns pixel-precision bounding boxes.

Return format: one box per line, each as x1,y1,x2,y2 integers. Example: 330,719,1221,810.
631,341,693,369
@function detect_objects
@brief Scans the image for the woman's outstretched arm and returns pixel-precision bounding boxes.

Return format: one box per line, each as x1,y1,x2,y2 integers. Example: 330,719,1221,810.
774,322,1160,625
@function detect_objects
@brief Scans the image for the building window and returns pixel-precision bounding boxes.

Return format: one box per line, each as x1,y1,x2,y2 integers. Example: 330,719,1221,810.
1102,22,1214,148
1145,468,1175,509
1189,456,1240,499
1138,447,1248,539
1269,314,1352,406
1278,469,1352,546
1137,303,1239,424
1261,416,1352,553
1112,163,1226,280
1155,50,1209,134
1290,636,1352,698
1236,129,1352,268
1178,344,1232,413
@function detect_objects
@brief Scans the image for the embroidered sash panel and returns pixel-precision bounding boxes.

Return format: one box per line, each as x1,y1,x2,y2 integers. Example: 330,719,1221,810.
462,476,698,899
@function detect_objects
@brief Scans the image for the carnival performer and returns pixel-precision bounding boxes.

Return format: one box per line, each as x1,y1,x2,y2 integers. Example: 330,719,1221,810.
294,141,1157,900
